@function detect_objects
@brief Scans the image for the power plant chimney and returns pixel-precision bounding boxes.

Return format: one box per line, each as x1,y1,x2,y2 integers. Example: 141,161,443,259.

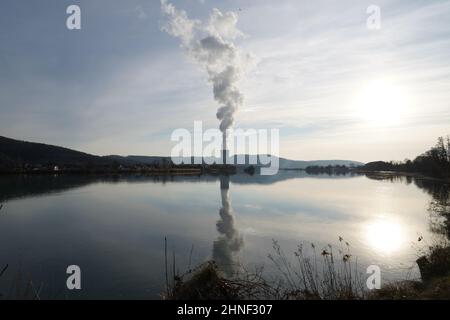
222,130,228,165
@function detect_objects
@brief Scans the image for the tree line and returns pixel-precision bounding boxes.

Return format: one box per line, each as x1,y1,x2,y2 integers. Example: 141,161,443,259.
362,136,450,179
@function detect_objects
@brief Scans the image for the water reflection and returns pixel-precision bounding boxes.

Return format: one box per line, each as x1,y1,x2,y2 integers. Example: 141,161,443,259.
0,172,360,203
212,176,244,277
365,173,450,241
364,217,406,255
0,173,448,298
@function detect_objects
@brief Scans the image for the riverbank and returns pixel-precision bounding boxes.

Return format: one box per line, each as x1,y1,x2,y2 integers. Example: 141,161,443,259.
356,170,450,184
371,245,450,299
165,241,450,300
0,165,238,176
0,168,202,176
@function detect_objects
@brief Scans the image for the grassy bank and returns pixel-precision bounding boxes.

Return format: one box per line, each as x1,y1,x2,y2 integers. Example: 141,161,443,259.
370,245,450,299
164,240,450,300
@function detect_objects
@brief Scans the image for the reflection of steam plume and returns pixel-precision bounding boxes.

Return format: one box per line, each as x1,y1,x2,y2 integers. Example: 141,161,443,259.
213,176,243,276
160,0,253,134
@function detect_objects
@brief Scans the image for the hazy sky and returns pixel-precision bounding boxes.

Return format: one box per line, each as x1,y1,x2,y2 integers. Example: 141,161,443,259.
1,0,449,162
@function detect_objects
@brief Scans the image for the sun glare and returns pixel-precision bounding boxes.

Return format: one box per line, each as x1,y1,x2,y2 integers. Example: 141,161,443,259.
355,79,410,126
365,218,406,255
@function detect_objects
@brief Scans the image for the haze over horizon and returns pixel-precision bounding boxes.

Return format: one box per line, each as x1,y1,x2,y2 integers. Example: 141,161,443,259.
1,0,449,163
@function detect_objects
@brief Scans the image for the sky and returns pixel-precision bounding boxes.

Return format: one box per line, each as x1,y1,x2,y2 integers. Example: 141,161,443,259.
0,0,449,162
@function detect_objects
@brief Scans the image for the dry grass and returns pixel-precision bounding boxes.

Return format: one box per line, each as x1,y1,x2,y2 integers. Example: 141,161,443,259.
267,239,366,300
164,237,368,300
164,261,275,300
164,237,450,300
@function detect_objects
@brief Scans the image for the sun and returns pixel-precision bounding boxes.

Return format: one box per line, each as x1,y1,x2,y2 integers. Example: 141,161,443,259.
355,78,410,126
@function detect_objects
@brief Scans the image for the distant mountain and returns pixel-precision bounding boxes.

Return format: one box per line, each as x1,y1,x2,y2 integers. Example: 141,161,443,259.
167,155,363,169
0,136,111,167
0,135,364,170
118,155,169,165
277,157,364,169
236,155,363,169
119,155,363,169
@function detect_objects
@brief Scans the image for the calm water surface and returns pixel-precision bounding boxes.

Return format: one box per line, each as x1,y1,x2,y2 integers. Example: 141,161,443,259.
0,173,446,299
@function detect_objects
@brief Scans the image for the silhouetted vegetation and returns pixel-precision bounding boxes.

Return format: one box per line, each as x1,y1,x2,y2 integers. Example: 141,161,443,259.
165,240,450,300
0,136,111,171
165,238,368,300
361,136,450,179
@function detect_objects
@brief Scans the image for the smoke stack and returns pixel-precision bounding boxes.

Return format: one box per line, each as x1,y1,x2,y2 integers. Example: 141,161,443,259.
222,130,227,165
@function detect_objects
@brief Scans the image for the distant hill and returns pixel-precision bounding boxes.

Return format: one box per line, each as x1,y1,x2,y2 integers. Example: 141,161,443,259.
101,155,174,167
0,135,364,170
111,155,363,169
276,157,363,169
108,155,363,169
0,136,111,168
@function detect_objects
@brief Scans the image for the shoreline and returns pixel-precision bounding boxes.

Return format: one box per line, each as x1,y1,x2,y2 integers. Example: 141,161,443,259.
0,169,203,176
1,168,449,184
355,170,450,184
0,166,237,176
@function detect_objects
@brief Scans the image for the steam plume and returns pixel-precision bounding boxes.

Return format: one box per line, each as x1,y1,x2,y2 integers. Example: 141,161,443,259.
160,0,252,132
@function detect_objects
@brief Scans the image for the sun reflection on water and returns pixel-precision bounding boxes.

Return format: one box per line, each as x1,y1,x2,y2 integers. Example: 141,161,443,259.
365,217,406,255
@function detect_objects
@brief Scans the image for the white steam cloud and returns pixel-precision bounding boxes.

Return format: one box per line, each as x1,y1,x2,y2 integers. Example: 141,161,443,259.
160,0,253,132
